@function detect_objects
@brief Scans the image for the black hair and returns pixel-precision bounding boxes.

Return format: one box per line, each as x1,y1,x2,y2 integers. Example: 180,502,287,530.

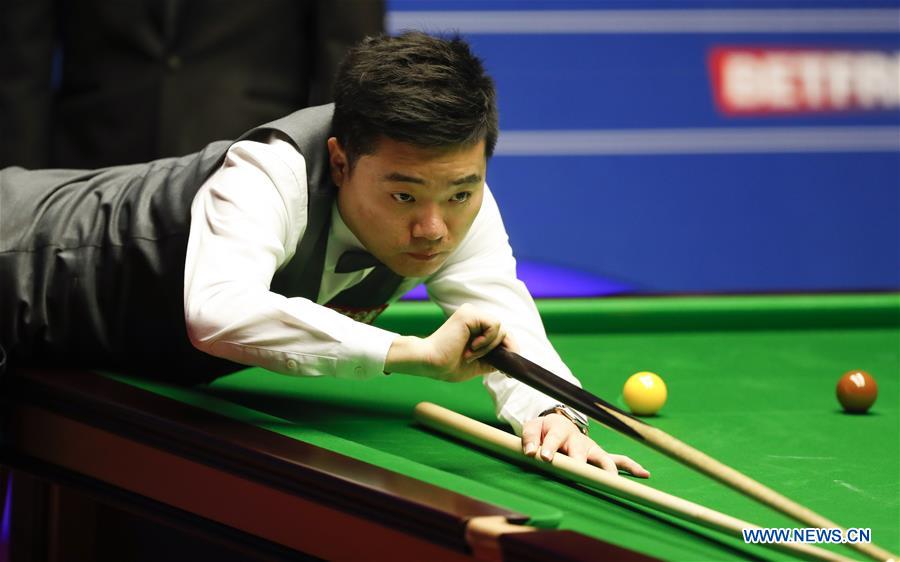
332,31,498,169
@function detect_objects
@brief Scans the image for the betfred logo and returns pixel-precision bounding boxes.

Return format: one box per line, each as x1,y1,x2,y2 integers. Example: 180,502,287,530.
709,47,900,114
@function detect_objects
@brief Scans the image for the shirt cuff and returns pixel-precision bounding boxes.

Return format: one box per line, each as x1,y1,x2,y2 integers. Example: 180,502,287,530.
334,321,398,380
485,372,591,436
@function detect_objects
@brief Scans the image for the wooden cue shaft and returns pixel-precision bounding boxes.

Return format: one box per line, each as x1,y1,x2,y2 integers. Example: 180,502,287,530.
484,348,898,562
414,402,852,562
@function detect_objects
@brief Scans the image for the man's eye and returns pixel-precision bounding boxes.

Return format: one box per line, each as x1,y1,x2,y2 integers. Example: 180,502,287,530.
392,193,414,202
451,192,471,203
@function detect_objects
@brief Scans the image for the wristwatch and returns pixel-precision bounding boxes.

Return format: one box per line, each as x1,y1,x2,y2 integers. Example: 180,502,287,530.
540,404,589,435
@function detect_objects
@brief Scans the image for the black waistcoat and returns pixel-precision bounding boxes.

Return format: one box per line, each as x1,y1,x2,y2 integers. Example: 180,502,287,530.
0,104,404,384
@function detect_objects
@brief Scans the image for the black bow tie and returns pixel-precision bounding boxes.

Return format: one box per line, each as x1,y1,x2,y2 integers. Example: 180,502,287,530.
335,249,383,273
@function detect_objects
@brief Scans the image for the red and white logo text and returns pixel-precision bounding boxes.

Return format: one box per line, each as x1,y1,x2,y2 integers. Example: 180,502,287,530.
709,47,900,115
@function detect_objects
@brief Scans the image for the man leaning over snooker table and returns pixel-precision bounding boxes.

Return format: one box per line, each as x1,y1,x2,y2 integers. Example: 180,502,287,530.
0,32,648,478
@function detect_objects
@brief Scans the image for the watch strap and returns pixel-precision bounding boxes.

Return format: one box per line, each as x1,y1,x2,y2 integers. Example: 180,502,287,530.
539,404,589,435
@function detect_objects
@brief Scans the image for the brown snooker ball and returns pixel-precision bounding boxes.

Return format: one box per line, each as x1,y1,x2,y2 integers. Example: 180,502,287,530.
836,370,878,413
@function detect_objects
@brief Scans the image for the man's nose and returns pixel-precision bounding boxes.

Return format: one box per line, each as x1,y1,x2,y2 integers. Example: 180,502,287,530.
411,205,448,241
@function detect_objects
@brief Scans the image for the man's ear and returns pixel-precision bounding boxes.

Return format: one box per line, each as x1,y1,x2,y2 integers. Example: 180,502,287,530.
327,137,348,187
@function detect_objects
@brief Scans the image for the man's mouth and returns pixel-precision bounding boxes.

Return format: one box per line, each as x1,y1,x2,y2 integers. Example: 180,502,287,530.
405,252,442,261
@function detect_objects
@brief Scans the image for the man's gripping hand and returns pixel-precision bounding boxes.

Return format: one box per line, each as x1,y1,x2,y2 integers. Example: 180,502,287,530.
522,413,651,477
384,303,511,382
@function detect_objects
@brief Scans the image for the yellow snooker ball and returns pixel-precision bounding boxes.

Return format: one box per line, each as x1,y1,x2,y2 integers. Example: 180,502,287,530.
623,372,667,416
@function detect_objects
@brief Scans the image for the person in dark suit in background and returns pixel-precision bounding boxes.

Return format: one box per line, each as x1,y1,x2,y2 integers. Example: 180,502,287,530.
0,0,384,169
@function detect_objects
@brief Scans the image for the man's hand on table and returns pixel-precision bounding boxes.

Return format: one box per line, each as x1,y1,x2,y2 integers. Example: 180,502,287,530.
522,413,650,478
384,303,649,476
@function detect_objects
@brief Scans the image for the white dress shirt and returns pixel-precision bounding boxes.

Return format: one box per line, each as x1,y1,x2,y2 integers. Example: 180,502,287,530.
184,133,584,435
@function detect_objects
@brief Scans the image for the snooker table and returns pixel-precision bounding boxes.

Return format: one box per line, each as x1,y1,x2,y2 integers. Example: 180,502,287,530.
1,293,898,561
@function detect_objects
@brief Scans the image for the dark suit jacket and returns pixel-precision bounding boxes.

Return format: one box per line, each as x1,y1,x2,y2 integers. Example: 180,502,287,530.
0,0,383,169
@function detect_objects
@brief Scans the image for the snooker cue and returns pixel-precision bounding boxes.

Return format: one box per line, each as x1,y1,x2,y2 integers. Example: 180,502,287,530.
484,348,897,562
414,402,852,562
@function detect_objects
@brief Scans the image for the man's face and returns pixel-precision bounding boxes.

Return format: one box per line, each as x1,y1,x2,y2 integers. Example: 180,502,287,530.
328,136,486,278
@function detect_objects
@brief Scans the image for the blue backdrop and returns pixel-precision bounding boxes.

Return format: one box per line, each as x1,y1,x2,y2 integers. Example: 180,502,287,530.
388,1,900,293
